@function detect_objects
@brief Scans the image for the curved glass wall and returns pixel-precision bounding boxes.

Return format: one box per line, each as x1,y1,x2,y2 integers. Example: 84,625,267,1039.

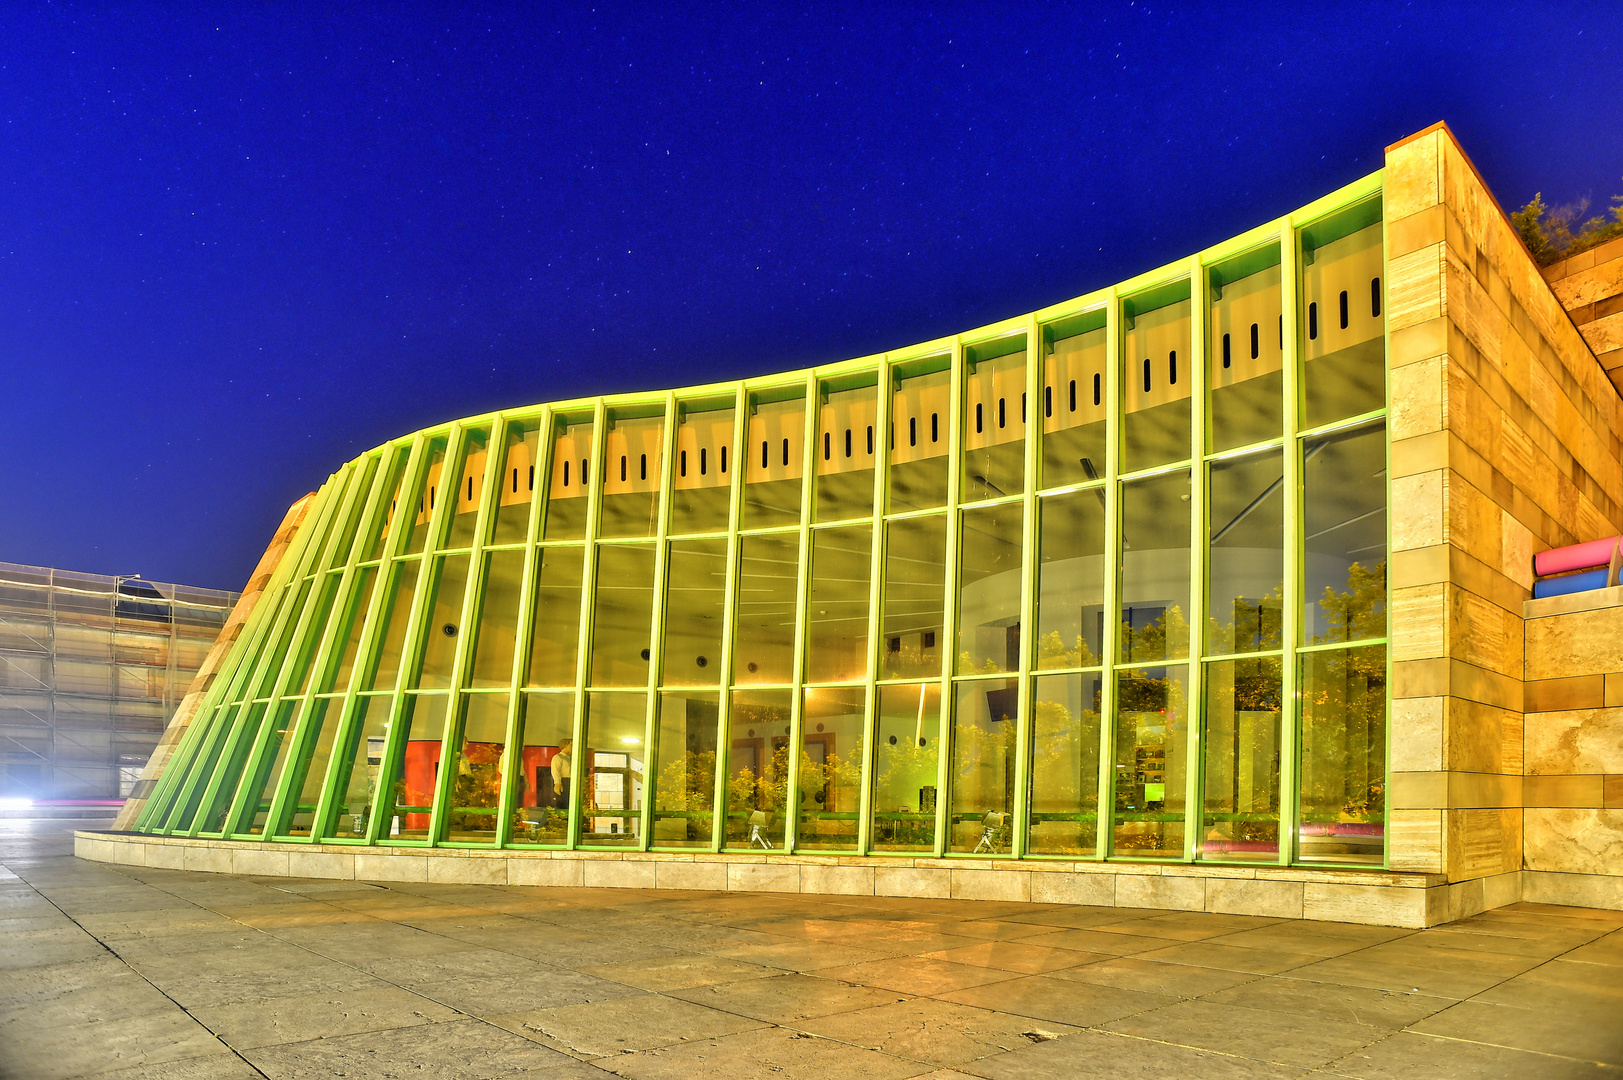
133,177,1389,868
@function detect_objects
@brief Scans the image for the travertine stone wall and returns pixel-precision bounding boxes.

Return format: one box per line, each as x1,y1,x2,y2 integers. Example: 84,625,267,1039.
112,494,316,831
1384,123,1623,906
1543,234,1623,398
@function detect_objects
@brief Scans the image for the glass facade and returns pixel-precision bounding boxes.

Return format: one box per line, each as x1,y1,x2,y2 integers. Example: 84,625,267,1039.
133,177,1389,869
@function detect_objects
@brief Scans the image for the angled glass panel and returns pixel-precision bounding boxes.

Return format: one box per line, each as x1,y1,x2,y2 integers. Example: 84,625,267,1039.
1199,656,1281,862
326,694,393,839
1122,283,1192,472
588,544,656,686
512,690,574,845
410,554,470,690
1298,643,1386,865
733,533,798,685
744,392,805,529
948,678,1018,854
724,688,792,850
243,698,307,834
320,566,377,693
1111,664,1188,858
360,561,419,692
469,549,524,688
442,692,509,844
796,685,865,852
962,338,1027,501
1207,450,1284,655
805,524,871,684
600,410,665,538
815,378,878,522
275,697,343,837
957,503,1024,675
661,539,727,687
1120,470,1191,664
1028,672,1102,856
1304,422,1386,644
1041,312,1108,489
651,690,719,849
871,682,940,853
544,416,594,541
1209,246,1283,452
881,514,946,680
443,428,490,550
671,401,734,534
1037,490,1105,670
287,574,342,696
195,702,268,834
579,691,647,847
1302,201,1385,428
176,702,260,833
888,359,951,512
492,420,541,545
404,437,448,555
365,452,410,560
378,692,450,841
526,546,584,687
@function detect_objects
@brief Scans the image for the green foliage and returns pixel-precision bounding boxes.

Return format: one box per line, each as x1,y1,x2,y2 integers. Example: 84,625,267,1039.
1513,187,1623,266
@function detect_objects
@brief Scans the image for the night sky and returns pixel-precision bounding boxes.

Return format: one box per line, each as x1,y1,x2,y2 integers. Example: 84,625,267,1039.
3,3,1621,592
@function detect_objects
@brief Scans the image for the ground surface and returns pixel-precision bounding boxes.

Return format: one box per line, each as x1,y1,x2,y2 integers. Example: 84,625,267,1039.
3,819,1621,1079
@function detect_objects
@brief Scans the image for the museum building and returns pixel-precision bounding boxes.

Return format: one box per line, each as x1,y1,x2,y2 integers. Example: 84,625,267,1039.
82,124,1623,927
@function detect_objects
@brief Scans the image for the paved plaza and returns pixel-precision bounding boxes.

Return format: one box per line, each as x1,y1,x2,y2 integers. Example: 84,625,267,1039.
3,819,1621,1079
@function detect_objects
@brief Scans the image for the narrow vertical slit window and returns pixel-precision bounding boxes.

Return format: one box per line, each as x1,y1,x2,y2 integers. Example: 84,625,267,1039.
1169,351,1177,385
1250,322,1259,359
1308,302,1318,340
1223,333,1231,369
1339,289,1349,329
1371,276,1382,317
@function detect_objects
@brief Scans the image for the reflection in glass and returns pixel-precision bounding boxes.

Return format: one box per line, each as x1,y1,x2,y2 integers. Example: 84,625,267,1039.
889,362,951,512
734,533,798,684
1200,657,1280,861
322,566,377,693
797,685,865,851
412,555,469,690
1304,423,1386,643
1111,665,1188,858
380,692,450,841
957,504,1023,674
1209,252,1283,452
1122,289,1192,472
948,679,1018,854
816,381,878,522
1303,210,1385,428
526,547,584,686
725,688,792,849
662,539,727,687
671,403,734,534
744,394,804,528
545,417,594,541
1120,471,1191,663
600,412,665,538
244,699,305,834
963,342,1026,501
404,438,448,555
579,691,647,847
1028,673,1102,856
1037,492,1104,670
588,545,656,686
806,525,871,683
492,421,540,545
470,549,524,688
442,693,510,843
361,562,417,691
1207,450,1284,655
652,691,719,848
444,428,490,549
1299,644,1386,864
882,515,945,680
276,699,340,837
1043,317,1108,489
872,683,940,852
511,691,575,845
328,695,393,839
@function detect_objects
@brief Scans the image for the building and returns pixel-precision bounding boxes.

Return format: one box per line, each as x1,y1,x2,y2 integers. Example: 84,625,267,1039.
0,562,237,803
82,123,1623,927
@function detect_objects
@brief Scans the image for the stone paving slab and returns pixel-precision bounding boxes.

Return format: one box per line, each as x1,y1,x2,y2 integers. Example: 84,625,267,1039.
2,818,1621,1078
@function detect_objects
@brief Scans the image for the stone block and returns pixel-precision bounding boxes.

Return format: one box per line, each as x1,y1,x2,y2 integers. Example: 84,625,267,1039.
146,842,187,870
354,853,428,882
1115,874,1204,911
1524,677,1606,714
1387,205,1446,258
1522,870,1623,911
654,861,727,891
1391,584,1445,662
1302,882,1429,928
1527,606,1623,680
507,857,583,887
183,846,235,874
1390,471,1444,551
287,850,355,880
584,860,658,890
874,866,950,899
1029,871,1114,907
428,856,506,885
1524,774,1605,808
1390,696,1443,772
1388,809,1443,872
1390,431,1448,479
799,863,874,896
1205,878,1302,919
1389,317,1448,369
1481,870,1523,911
949,868,1030,903
1525,708,1623,775
1385,129,1440,221
1388,244,1444,331
726,862,799,893
1524,808,1623,875
1391,544,1448,590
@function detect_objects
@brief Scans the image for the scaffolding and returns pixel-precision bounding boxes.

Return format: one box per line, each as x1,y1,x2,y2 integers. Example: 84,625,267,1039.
0,562,238,801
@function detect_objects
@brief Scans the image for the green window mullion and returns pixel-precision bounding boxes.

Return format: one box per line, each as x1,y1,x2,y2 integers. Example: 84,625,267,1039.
1182,254,1209,864
147,704,232,833
932,336,964,858
164,703,251,834
1011,313,1041,859
784,372,819,852
856,365,891,856
1096,287,1122,861
1279,214,1305,866
709,386,751,853
564,402,608,849
639,392,680,851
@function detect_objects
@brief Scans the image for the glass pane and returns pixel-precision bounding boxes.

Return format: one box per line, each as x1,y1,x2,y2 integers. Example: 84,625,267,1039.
579,691,647,847
444,428,490,549
443,693,510,844
881,515,945,680
411,554,470,690
589,545,656,686
1304,422,1386,644
361,561,418,692
734,533,799,685
512,691,575,845
287,575,341,695
1111,665,1188,858
815,381,878,523
806,525,871,683
526,547,584,686
544,417,594,541
1037,492,1105,670
492,420,540,545
1209,253,1283,452
1122,289,1192,472
1303,214,1385,428
871,683,940,853
275,698,341,837
194,703,266,833
244,699,305,834
1207,450,1284,655
671,404,735,534
724,688,792,849
1200,657,1281,861
962,343,1027,500
957,503,1024,675
404,437,448,555
888,362,951,512
322,566,377,693
796,685,864,852
1028,672,1102,857
327,695,393,839
652,691,719,848
243,576,314,701
744,394,805,529
1120,470,1191,664
470,549,524,688
1042,320,1108,489
948,678,1018,854
662,539,727,687
1298,643,1386,865
328,455,380,567
365,452,409,560
379,693,450,840
600,412,664,538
